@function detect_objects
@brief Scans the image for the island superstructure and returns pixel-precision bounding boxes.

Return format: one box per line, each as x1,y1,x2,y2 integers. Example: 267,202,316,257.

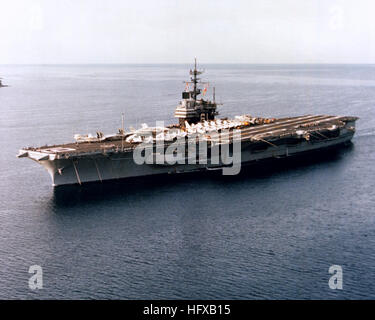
18,61,358,186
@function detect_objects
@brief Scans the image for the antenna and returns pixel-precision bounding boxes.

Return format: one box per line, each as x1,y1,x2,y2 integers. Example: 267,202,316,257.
121,112,125,151
193,58,197,102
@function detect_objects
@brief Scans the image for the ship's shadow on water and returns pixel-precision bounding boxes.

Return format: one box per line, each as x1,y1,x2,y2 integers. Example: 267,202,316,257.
51,143,354,208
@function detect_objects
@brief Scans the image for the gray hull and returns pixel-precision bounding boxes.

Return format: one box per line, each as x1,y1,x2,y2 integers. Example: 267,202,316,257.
41,130,354,187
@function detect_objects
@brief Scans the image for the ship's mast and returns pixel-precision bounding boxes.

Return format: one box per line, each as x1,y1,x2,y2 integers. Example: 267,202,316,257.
189,58,204,102
192,57,198,102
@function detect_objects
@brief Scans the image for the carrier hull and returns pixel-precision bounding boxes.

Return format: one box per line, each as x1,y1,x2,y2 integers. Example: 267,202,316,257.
34,126,355,186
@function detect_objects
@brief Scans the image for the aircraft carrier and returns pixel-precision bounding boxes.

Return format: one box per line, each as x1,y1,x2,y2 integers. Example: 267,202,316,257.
18,61,358,186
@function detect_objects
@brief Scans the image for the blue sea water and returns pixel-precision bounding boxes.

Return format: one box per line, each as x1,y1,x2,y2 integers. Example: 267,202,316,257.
0,64,374,299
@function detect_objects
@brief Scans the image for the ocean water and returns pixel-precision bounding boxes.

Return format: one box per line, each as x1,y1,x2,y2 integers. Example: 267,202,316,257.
0,64,374,299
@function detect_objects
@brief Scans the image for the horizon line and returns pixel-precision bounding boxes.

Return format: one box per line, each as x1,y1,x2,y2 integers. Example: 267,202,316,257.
1,62,375,66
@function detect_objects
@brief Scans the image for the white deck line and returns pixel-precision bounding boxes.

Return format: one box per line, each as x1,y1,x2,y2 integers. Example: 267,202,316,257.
247,116,343,141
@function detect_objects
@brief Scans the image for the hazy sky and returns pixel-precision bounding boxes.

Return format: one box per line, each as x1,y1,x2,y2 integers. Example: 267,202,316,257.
0,0,374,64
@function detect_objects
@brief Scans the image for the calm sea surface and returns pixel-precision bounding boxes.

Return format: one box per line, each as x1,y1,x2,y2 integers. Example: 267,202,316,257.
0,64,374,299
